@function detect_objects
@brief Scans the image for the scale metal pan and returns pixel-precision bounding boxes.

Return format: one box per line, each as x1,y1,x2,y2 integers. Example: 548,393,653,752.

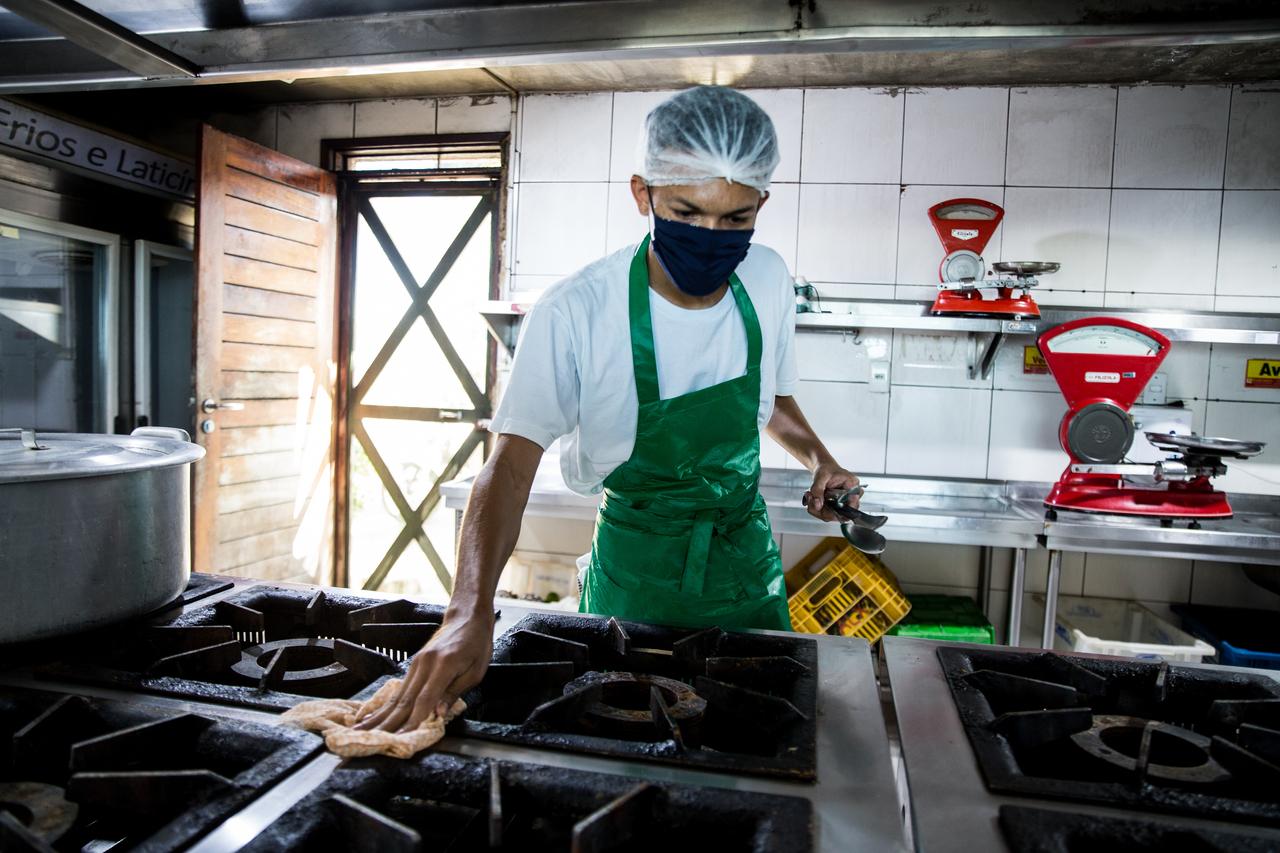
1145,432,1266,458
992,261,1060,275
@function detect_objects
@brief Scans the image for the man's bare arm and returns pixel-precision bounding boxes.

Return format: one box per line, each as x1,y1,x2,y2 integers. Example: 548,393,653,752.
765,395,860,522
355,433,544,732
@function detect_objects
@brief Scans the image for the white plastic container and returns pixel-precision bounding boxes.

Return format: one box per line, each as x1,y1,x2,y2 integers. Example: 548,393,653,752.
1025,594,1214,663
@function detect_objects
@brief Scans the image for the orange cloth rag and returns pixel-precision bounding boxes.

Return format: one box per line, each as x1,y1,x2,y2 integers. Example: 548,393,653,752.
281,678,466,759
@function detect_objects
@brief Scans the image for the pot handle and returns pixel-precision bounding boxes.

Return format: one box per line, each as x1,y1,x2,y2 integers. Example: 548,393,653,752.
0,427,48,450
131,426,193,443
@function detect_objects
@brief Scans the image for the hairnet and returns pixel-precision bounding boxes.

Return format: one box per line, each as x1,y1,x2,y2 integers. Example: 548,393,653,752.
638,86,780,193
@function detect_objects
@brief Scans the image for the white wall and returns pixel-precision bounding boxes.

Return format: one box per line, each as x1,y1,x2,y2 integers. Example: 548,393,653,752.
503,83,1280,624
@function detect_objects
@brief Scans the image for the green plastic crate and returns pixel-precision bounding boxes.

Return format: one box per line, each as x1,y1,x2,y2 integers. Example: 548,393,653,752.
887,594,994,644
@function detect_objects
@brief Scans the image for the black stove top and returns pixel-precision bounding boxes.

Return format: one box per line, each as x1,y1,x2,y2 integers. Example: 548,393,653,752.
998,805,1280,853
0,685,319,851
455,613,819,781
36,585,445,712
938,645,1280,827
242,751,813,852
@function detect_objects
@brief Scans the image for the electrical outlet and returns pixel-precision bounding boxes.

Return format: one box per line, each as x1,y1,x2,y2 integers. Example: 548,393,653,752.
869,360,890,393
1140,372,1168,406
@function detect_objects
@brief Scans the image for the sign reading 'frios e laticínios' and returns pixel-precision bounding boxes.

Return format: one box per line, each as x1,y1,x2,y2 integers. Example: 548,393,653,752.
0,98,195,199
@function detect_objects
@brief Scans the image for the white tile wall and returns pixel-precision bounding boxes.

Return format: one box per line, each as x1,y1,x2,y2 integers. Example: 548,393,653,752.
754,183,800,271
1113,86,1231,189
608,90,675,181
1216,191,1280,298
885,385,991,478
896,184,1004,285
795,331,890,383
1209,343,1280,404
796,183,900,283
1225,86,1280,190
519,93,613,182
1082,553,1193,603
1000,187,1109,292
513,183,608,275
901,88,1009,185
1105,189,1222,296
277,102,353,166
891,331,992,389
800,88,904,183
353,98,436,137
744,89,804,183
605,182,646,254
792,379,889,474
1216,295,1280,313
1204,400,1280,496
1006,87,1116,187
986,390,1067,482
436,95,513,133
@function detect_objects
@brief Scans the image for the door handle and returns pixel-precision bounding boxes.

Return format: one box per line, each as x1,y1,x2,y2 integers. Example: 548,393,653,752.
202,398,245,413
439,410,463,421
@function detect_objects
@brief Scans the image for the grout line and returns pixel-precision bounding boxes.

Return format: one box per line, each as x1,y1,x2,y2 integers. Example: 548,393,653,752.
893,90,908,287
1102,86,1120,296
1211,85,1235,309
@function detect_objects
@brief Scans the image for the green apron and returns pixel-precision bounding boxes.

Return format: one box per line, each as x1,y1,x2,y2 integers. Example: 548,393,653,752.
579,235,792,632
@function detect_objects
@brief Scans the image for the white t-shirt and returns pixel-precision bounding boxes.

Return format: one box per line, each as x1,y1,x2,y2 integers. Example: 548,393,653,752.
490,241,799,496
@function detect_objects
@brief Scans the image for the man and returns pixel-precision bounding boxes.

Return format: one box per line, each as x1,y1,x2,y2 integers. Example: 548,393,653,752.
358,85,859,734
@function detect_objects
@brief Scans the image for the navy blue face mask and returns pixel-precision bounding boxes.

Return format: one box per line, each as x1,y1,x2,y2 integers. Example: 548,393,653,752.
649,206,755,298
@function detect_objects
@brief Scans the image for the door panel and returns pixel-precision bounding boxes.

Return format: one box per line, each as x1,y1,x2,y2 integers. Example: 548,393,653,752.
194,125,337,584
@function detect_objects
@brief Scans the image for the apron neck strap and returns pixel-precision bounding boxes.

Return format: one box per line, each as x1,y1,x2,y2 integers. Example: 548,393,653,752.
627,234,762,405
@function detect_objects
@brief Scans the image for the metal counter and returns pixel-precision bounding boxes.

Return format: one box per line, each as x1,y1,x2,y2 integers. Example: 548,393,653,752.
443,466,1280,651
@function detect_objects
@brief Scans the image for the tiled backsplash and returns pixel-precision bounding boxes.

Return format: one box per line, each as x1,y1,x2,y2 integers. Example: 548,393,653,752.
506,83,1280,497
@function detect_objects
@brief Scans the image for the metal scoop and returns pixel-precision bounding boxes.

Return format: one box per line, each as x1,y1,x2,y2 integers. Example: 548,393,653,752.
801,487,889,555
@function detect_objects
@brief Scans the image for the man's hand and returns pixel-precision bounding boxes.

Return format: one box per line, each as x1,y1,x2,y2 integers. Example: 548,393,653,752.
802,462,861,522
353,612,494,733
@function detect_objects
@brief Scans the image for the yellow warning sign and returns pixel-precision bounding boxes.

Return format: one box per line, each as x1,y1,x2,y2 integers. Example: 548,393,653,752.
1023,346,1049,375
1246,359,1280,388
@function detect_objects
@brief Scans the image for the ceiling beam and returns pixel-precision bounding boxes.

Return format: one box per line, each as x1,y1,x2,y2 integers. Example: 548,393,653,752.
3,0,199,80
0,0,1276,94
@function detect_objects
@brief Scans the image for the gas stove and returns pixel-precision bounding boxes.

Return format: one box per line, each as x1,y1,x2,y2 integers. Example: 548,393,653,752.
0,684,319,852
457,613,819,780
0,575,905,852
884,636,1280,851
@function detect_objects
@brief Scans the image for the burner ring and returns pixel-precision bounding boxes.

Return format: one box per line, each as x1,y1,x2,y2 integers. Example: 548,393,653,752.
1070,714,1230,785
580,672,706,727
0,782,78,843
231,638,349,688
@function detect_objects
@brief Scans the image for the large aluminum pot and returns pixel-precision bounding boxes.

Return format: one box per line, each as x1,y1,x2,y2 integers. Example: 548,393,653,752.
0,426,205,643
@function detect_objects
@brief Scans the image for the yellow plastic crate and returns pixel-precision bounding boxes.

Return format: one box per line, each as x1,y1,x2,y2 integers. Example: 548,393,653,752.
786,537,912,643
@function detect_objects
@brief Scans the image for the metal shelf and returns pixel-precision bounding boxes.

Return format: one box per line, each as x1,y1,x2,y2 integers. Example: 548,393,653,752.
796,301,1280,345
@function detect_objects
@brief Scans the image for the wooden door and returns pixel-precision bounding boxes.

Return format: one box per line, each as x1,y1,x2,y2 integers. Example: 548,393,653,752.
193,125,337,583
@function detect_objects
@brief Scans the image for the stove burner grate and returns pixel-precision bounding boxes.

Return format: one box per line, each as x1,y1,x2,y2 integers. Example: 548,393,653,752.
938,646,1280,826
36,586,447,711
0,685,319,851
459,614,819,780
242,752,814,853
0,781,77,846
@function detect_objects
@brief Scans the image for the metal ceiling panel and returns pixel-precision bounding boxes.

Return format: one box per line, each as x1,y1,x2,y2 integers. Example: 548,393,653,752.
1,0,1279,93
3,0,197,77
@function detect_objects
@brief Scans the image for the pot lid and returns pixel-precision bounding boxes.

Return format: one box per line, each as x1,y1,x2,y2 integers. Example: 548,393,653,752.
0,427,205,484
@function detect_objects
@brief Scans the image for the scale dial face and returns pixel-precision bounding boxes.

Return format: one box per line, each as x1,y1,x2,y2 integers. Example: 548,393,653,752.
1041,324,1164,357
935,202,999,220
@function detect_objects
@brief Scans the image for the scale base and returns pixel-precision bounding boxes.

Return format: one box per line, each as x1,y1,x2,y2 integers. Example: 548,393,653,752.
1044,472,1233,519
930,287,1041,319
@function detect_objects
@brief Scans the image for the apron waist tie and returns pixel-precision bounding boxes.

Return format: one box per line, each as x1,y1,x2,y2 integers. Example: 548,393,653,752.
681,509,716,596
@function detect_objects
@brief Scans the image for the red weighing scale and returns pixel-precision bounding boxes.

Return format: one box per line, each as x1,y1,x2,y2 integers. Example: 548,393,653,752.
1039,317,1265,524
928,198,1052,319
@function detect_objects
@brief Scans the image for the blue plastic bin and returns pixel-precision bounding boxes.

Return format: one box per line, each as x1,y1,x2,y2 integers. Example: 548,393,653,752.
1172,604,1280,670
